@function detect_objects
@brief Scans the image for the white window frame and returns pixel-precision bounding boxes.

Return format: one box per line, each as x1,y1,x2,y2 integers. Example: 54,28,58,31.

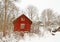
20,24,25,29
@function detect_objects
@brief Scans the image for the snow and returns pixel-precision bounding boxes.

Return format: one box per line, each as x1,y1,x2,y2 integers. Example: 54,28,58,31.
0,32,60,42
18,32,60,42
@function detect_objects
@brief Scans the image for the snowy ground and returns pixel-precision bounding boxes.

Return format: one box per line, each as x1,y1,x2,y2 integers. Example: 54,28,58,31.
0,31,60,42
18,32,60,42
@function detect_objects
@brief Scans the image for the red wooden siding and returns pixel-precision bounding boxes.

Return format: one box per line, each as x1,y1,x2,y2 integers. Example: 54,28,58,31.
13,14,32,32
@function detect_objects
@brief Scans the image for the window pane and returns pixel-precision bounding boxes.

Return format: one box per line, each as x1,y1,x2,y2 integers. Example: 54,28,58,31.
21,18,25,21
20,24,25,29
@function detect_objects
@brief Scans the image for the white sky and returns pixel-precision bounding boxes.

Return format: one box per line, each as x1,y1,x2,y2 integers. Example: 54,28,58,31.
14,0,60,15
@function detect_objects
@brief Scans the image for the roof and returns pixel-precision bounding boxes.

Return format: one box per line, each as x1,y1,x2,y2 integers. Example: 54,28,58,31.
13,14,32,24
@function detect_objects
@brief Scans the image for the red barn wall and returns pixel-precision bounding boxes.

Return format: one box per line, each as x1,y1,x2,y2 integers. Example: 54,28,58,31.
13,15,32,32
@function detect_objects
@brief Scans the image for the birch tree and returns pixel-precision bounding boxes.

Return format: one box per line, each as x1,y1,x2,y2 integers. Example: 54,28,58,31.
0,1,5,39
0,0,4,32
0,0,20,36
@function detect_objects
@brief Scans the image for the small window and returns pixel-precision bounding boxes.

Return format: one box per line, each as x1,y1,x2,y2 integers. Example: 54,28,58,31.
21,18,25,21
20,24,25,29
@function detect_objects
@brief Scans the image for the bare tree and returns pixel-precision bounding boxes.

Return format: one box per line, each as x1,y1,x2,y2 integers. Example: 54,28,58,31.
52,15,60,32
26,5,38,21
41,9,57,33
0,0,22,42
26,5,41,36
0,1,5,32
6,0,19,33
56,15,60,26
0,0,20,36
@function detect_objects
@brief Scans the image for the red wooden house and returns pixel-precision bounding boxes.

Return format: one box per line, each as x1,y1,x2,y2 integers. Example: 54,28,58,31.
13,14,32,33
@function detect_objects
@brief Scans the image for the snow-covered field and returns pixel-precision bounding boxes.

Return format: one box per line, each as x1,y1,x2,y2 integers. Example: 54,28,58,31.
0,32,60,42
18,32,60,42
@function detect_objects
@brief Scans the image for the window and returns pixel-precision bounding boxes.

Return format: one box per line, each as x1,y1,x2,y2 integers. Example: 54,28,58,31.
20,24,25,29
21,18,25,21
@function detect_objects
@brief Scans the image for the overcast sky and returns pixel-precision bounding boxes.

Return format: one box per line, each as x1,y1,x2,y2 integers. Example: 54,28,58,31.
14,0,60,16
